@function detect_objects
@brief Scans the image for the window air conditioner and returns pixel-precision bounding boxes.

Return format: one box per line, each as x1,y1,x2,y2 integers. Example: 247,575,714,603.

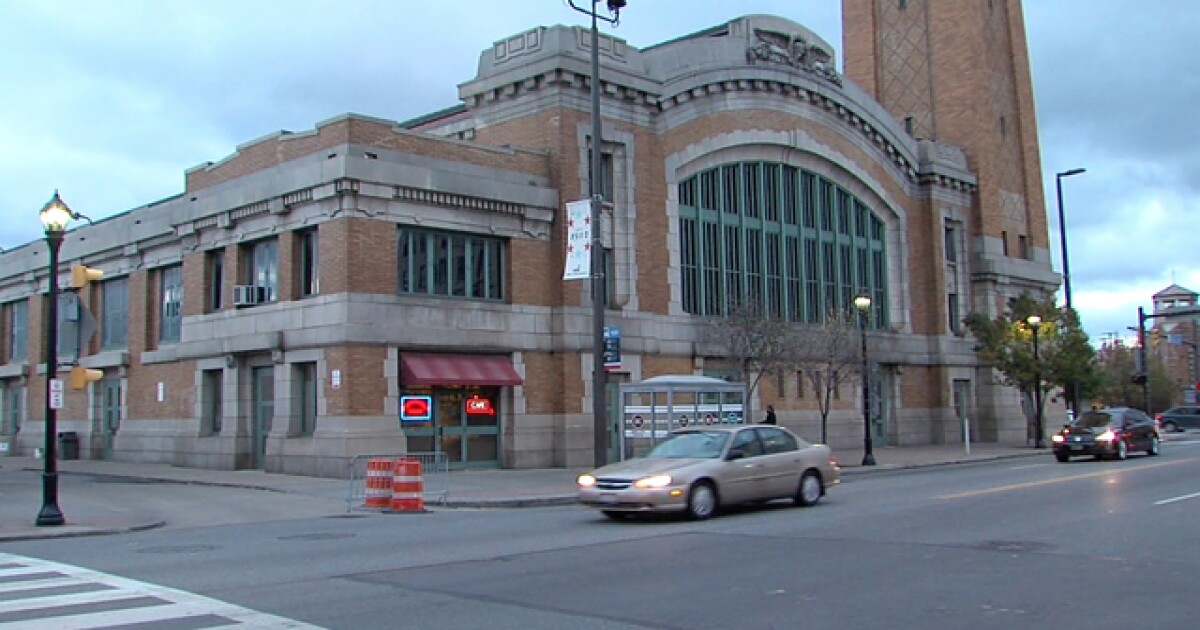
232,285,261,307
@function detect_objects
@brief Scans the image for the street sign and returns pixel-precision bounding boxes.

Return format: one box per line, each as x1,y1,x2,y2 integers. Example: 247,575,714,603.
603,326,621,370
49,379,64,410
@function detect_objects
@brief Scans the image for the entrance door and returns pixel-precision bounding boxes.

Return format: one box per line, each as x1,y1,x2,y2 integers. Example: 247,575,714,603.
251,367,274,469
100,378,120,460
606,375,629,464
870,369,889,447
404,388,500,469
437,389,500,469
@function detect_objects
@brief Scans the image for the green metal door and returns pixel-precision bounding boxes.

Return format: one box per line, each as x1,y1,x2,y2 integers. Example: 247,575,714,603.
252,366,274,469
100,378,120,460
405,388,500,469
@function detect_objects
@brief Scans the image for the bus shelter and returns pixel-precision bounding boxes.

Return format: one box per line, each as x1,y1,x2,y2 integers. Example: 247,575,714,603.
618,375,746,461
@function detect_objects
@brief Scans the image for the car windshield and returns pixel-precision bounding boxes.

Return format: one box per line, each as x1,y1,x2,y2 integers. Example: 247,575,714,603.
646,431,729,459
1074,411,1116,429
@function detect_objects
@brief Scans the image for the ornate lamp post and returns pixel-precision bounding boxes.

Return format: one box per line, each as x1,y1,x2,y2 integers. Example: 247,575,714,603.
37,191,75,526
567,0,625,467
1055,168,1084,415
1027,314,1045,449
854,294,875,465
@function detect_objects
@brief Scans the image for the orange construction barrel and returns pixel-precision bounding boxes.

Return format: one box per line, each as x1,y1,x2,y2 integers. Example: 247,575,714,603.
363,458,393,508
391,457,425,512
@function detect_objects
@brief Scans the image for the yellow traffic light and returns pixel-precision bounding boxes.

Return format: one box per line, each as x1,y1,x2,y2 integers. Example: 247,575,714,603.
68,366,103,390
1151,329,1162,347
71,264,104,289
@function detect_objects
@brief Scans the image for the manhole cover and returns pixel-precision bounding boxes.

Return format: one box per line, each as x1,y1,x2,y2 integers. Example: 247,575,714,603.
137,544,220,554
973,540,1050,553
277,533,356,541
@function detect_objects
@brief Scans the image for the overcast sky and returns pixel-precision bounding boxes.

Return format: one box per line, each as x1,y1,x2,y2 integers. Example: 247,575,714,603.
1,1,1195,343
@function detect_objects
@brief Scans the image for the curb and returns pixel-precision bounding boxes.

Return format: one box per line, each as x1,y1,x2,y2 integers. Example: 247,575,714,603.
0,520,165,543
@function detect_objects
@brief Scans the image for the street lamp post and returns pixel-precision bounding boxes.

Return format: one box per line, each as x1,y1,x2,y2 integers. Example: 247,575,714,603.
854,294,875,466
1027,314,1045,449
567,0,624,467
1055,167,1085,415
37,191,75,527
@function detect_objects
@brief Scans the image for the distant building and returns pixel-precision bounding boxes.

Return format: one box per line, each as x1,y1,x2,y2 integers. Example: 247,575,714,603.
0,2,1057,475
1149,284,1199,402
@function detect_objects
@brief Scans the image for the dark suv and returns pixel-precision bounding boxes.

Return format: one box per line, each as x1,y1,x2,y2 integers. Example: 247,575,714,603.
1052,407,1160,462
1155,406,1200,432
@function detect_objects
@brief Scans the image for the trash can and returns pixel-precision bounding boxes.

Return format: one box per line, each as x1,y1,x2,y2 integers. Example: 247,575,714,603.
57,431,79,460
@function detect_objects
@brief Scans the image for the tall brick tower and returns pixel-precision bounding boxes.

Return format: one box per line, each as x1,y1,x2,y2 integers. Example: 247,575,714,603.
843,0,1051,311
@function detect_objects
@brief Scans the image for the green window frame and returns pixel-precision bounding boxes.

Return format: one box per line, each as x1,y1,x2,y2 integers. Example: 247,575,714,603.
101,277,128,349
1,381,21,435
678,162,888,328
159,264,183,343
397,227,505,301
295,362,317,437
245,238,279,302
7,300,28,362
201,369,222,436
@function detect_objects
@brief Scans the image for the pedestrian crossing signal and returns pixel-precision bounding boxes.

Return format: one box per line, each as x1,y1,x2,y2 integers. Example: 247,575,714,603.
68,366,103,390
71,264,104,289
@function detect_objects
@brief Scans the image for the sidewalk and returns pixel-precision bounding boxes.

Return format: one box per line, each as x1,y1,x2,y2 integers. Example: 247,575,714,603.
0,441,1053,542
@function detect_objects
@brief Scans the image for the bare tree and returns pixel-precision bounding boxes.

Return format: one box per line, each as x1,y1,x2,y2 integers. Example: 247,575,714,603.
702,301,791,423
787,310,862,443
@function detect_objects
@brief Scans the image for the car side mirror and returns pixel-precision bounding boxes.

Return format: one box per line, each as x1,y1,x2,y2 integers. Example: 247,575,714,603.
726,449,745,461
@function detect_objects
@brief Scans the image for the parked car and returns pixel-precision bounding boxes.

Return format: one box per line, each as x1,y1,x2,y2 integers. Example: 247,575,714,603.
1051,407,1160,462
576,425,840,520
1155,406,1200,432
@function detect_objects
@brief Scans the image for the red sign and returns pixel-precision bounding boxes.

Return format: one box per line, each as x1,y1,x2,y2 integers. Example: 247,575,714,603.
465,395,495,416
400,395,432,422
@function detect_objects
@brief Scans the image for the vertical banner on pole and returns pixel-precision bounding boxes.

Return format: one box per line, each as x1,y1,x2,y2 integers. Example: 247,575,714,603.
563,199,593,280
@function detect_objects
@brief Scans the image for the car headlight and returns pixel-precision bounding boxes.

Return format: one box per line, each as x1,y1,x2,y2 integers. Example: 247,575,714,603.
1051,434,1065,443
577,473,597,488
634,474,673,489
1096,430,1116,442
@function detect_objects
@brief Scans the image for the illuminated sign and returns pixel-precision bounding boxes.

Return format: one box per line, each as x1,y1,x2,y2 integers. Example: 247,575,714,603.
465,395,495,416
400,395,432,422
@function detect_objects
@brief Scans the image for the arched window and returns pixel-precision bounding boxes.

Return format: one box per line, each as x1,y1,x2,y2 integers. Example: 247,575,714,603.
678,162,887,327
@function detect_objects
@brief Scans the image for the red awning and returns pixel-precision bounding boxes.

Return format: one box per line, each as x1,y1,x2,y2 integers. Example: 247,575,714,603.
400,353,523,387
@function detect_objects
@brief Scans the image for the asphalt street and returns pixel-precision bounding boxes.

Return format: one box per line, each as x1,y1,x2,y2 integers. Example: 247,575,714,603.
4,440,1200,629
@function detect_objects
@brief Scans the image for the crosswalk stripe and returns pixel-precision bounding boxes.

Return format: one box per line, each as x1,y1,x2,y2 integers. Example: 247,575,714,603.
0,577,84,594
0,553,323,629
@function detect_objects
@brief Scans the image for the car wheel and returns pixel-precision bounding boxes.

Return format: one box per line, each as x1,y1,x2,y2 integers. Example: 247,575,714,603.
686,482,718,520
1163,421,1178,433
1147,435,1160,456
1114,440,1128,461
601,510,626,521
794,471,823,507
1055,452,1070,463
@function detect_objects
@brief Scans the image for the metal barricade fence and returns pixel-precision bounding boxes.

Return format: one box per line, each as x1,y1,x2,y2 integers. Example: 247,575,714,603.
347,452,449,512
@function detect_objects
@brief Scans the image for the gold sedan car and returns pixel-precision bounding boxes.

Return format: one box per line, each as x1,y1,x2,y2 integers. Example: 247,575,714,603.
577,425,840,520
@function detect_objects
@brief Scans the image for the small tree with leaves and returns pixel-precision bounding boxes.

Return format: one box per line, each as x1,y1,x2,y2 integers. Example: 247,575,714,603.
965,293,1102,440
788,310,862,443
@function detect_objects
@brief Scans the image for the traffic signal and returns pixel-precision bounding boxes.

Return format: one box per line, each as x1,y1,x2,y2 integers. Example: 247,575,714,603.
68,366,103,390
71,264,104,289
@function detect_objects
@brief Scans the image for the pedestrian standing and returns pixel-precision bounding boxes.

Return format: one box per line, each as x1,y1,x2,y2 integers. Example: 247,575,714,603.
763,405,777,425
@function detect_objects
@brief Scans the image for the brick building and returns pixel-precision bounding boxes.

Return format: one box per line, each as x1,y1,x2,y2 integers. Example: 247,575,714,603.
0,3,1058,476
1147,284,1200,403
